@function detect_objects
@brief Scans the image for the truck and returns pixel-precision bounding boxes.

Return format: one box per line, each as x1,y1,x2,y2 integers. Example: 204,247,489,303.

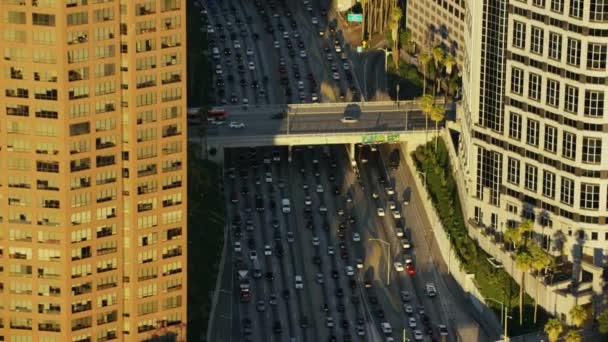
389,148,401,169
281,198,291,214
238,269,252,302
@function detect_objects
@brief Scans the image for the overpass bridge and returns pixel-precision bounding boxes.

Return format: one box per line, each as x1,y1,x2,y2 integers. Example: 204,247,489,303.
190,99,454,162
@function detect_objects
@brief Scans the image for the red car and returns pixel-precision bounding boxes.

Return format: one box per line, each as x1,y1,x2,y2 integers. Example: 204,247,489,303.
406,264,416,276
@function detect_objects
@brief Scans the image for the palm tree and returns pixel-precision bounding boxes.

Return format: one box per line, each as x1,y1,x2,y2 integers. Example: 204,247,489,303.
419,50,432,95
598,309,608,334
389,7,402,68
531,247,552,324
429,104,445,151
431,46,445,95
564,330,582,342
569,305,588,328
400,29,413,53
504,220,533,249
419,94,435,145
544,318,563,342
515,249,533,325
442,54,456,95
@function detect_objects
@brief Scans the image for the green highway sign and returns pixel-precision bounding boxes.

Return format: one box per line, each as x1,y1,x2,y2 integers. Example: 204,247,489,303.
347,13,363,22
362,133,401,143
387,134,400,142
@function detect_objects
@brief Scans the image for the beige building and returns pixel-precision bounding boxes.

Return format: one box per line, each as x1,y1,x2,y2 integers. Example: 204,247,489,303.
0,0,187,341
406,0,466,66
458,0,606,318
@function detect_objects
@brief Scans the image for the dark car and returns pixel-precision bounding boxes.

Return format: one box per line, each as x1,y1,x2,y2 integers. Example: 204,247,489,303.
313,256,322,265
300,316,309,328
273,321,282,334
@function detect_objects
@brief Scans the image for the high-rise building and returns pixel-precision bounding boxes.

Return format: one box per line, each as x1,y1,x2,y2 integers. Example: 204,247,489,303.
0,0,187,341
405,0,466,66
459,0,606,315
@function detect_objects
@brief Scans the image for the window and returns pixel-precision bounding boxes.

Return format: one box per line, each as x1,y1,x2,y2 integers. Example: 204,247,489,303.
511,67,524,95
546,79,560,107
562,131,577,159
525,164,538,192
569,0,584,18
526,119,539,146
567,38,581,66
533,0,546,7
590,0,608,21
582,137,602,164
584,90,604,117
565,85,579,113
551,0,564,12
507,157,520,185
528,73,541,101
542,170,556,198
580,183,600,209
530,26,544,54
587,43,607,69
544,125,558,152
548,32,562,60
512,21,526,48
67,12,88,26
32,13,56,26
5,11,26,25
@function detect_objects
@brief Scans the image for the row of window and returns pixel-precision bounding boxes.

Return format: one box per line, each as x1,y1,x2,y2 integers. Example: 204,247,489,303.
512,21,607,70
508,112,603,163
510,66,605,116
523,0,608,22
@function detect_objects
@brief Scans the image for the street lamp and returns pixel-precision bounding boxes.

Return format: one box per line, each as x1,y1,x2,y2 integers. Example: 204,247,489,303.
417,171,427,187
369,238,391,286
485,297,505,327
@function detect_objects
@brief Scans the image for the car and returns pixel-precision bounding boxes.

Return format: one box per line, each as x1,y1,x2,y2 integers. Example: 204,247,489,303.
341,116,358,124
234,241,241,252
316,184,324,193
327,246,335,255
326,317,334,328
233,40,241,49
265,271,274,281
316,272,324,284
273,40,280,48
313,255,322,265
404,304,414,314
312,16,318,24
248,61,255,70
417,306,425,315
335,288,344,297
392,210,401,219
356,258,364,269
282,31,289,39
249,250,257,260
264,245,272,256
299,50,307,58
352,233,361,242
400,290,411,302
404,254,413,264
300,316,309,328
256,300,266,312
438,324,448,336
287,231,294,243
425,283,437,297
401,238,412,249
312,236,320,246
229,121,245,128
331,270,339,279
388,201,396,210
345,266,355,276
394,261,404,272
273,321,282,334
332,72,340,80
381,322,392,334
246,48,253,56
357,325,365,336
414,329,423,340
269,294,278,305
377,208,385,217
409,317,417,328
372,191,379,199
407,264,416,276
294,275,303,289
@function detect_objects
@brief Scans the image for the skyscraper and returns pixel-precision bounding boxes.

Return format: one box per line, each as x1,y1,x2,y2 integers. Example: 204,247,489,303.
0,0,187,340
459,0,606,314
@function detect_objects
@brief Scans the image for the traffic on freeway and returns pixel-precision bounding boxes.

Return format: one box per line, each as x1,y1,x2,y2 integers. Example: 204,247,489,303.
213,143,454,342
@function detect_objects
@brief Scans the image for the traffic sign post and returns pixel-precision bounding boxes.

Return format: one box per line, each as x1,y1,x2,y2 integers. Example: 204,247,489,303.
347,13,363,22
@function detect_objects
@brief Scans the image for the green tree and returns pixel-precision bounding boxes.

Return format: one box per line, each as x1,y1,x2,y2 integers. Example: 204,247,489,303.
431,46,445,95
389,6,402,68
419,94,435,145
564,330,582,342
515,249,533,325
569,305,588,328
429,104,445,151
399,29,413,53
419,50,432,95
598,309,608,334
530,246,552,324
442,54,457,95
544,318,563,342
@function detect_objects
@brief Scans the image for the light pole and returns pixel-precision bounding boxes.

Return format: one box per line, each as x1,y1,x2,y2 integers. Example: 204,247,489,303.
417,171,427,187
369,238,391,286
363,57,369,101
402,328,407,342
485,297,505,327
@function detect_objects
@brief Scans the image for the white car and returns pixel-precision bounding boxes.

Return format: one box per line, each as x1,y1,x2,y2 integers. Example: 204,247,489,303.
340,116,358,123
287,231,294,243
343,62,350,70
356,258,364,269
388,201,396,210
438,324,449,336
295,275,303,289
381,322,392,334
394,261,404,272
246,48,254,56
210,119,225,125
265,172,272,183
215,65,223,75
392,210,401,219
377,208,385,217
206,25,214,33
264,245,272,256
299,50,307,58
297,80,304,90
403,304,413,314
282,31,289,39
229,121,245,128
326,317,334,327
426,283,437,297
316,184,324,193
316,272,324,284
312,17,318,24
327,246,335,255
234,241,242,252
304,196,312,206
274,40,280,49
332,72,340,80
233,40,241,49
345,266,355,276
395,228,404,237
312,236,320,246
414,329,423,341
408,317,417,328
352,232,361,242
248,61,255,70
242,98,249,105
249,250,257,260
311,93,319,102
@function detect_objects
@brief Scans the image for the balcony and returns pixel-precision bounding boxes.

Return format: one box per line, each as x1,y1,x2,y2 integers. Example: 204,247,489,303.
162,74,181,84
163,181,182,190
163,161,182,172
97,282,117,291
136,80,156,89
38,323,61,332
137,185,157,195
162,126,180,137
97,246,117,256
137,203,154,212
138,274,157,282
70,162,91,172
163,247,182,259
97,265,116,273
72,283,92,296
9,217,31,225
71,320,92,332
72,302,92,314
138,166,157,177
163,267,182,276
37,180,59,191
97,332,117,342
97,227,115,238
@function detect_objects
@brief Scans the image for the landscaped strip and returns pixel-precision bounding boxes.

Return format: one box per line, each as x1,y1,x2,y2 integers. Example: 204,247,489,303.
412,138,548,336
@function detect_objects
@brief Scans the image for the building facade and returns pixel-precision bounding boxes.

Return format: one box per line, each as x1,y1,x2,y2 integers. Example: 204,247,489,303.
0,0,187,341
459,0,606,314
405,0,466,66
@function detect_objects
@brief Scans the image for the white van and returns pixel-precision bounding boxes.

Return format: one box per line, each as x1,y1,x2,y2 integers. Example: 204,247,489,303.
281,198,291,214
